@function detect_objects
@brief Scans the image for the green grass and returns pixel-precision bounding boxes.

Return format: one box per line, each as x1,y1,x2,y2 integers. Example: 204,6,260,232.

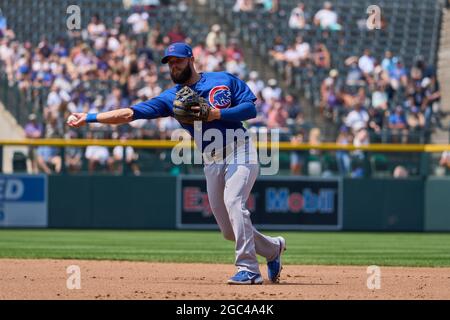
0,230,449,267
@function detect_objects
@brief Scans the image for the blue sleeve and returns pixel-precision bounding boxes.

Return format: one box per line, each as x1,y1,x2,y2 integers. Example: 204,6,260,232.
219,73,257,122
228,73,257,105
130,95,172,120
220,101,256,122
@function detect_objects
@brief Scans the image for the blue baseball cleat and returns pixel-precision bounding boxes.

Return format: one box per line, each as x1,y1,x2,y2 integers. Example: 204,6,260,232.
267,236,286,283
227,271,263,285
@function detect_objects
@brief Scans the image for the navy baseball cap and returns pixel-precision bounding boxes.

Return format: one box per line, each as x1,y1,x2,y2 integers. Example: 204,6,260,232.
161,43,193,64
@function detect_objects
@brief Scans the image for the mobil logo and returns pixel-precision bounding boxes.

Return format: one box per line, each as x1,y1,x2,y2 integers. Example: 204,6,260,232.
265,188,335,214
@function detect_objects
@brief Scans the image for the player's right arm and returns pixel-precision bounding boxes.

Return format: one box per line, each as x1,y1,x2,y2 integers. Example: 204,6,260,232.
68,108,134,128
67,94,173,128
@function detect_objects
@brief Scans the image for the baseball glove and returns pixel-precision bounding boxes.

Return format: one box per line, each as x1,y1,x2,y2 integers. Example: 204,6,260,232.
173,86,210,125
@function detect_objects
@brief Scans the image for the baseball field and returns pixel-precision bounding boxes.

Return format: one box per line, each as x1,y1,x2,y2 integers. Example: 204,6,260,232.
0,230,449,299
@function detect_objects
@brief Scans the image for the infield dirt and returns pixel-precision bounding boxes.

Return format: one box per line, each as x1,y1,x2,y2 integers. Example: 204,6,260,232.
0,259,449,299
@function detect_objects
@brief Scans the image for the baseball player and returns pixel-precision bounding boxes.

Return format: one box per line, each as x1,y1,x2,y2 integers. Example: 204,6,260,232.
68,42,286,285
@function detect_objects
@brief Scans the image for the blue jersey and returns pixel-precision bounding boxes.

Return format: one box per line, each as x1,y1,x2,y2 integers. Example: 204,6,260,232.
131,72,257,151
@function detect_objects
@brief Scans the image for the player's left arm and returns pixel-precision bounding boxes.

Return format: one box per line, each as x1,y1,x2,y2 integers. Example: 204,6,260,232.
217,73,257,122
217,101,256,121
192,102,255,122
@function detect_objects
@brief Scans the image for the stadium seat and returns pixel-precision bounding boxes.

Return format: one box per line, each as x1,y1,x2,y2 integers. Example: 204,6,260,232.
370,154,390,177
12,151,28,173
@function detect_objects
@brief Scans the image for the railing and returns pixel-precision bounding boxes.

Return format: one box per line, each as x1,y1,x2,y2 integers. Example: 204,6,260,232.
0,139,449,178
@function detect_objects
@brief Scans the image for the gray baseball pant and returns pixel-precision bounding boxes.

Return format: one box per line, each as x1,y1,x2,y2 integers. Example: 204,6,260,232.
203,140,280,275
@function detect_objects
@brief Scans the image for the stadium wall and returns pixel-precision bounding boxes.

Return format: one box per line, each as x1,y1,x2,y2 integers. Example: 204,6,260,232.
48,175,177,229
342,178,424,231
43,175,450,231
424,178,450,231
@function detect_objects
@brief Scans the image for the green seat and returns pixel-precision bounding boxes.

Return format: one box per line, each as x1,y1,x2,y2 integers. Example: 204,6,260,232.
137,150,165,173
279,152,291,170
370,154,390,177
308,154,320,162
322,153,338,173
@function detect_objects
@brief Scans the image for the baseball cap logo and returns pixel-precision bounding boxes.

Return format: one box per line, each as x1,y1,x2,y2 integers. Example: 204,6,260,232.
161,43,193,64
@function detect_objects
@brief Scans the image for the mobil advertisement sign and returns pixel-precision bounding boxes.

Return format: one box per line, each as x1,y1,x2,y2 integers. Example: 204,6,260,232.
256,178,341,229
0,175,48,227
177,176,342,230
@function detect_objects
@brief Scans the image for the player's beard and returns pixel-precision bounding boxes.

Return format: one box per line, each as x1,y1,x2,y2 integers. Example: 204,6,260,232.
170,64,192,84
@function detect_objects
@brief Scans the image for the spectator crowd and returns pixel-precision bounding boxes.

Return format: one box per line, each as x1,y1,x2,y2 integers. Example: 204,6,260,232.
0,4,305,175
0,1,446,177
320,49,441,146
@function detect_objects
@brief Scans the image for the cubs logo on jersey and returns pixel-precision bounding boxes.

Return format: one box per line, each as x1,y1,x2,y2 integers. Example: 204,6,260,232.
209,85,232,109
